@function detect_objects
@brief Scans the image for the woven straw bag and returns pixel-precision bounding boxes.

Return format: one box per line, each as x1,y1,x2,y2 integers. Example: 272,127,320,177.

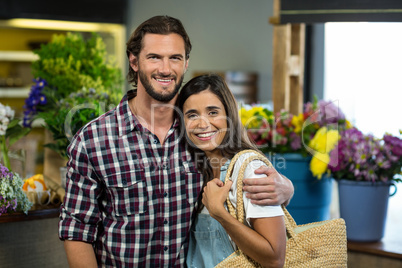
215,150,348,268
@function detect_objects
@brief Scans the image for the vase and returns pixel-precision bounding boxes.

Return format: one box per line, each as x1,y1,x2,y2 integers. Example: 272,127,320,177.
43,130,68,187
269,153,333,224
60,166,67,189
338,179,397,242
0,149,26,177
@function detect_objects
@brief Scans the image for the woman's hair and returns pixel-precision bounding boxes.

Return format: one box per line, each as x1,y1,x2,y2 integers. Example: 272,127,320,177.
126,15,192,90
176,73,259,210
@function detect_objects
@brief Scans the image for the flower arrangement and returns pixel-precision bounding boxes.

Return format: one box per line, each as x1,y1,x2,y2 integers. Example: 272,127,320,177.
0,163,32,216
327,128,402,183
23,32,123,159
0,103,30,170
240,98,350,179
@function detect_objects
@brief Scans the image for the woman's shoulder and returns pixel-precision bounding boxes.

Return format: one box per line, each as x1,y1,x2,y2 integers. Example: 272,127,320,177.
234,151,268,166
231,151,269,179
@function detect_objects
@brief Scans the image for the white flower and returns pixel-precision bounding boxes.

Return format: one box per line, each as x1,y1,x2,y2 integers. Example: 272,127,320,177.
0,103,6,117
5,106,14,120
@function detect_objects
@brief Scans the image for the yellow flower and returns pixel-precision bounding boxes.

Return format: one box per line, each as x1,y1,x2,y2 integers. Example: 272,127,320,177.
345,120,353,129
308,127,340,154
291,113,304,133
310,152,330,179
240,107,267,129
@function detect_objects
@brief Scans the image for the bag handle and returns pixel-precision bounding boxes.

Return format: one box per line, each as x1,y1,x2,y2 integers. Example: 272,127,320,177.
224,150,298,239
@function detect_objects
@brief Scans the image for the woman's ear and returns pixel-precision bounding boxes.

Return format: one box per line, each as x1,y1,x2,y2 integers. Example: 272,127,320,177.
129,53,138,72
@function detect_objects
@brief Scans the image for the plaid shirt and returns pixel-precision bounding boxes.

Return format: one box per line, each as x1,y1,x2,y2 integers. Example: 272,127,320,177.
59,92,202,267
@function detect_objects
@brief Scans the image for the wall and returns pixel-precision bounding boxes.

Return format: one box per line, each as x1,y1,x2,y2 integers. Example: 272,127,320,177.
125,0,274,103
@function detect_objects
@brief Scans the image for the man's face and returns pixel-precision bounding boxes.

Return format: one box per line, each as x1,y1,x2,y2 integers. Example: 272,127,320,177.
131,33,189,102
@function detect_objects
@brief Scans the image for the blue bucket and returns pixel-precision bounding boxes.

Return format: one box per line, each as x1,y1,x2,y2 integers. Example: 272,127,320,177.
269,153,333,224
338,180,397,242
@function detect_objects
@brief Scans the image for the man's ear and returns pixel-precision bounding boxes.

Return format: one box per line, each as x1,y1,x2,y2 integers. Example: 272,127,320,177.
129,53,138,72
184,58,189,74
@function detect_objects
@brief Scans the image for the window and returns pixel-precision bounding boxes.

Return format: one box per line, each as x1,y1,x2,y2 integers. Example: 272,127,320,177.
324,22,402,138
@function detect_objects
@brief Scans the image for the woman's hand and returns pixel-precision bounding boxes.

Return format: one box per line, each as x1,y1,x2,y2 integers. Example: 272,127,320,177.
202,178,233,219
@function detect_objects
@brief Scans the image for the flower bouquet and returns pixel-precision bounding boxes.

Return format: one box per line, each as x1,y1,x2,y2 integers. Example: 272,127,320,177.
240,98,350,178
328,128,402,183
0,163,32,216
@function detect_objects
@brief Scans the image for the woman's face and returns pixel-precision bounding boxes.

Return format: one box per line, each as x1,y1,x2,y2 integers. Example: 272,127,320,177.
182,90,228,158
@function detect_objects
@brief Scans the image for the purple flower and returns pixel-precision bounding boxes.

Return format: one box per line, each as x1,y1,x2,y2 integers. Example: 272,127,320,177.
290,132,301,150
329,128,402,182
23,78,48,127
384,134,402,157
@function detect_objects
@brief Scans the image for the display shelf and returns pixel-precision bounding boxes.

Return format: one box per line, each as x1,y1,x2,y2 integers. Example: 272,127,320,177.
0,50,38,62
0,87,30,97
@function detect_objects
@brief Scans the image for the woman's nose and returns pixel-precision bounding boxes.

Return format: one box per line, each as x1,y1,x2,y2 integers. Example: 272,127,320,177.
196,116,210,129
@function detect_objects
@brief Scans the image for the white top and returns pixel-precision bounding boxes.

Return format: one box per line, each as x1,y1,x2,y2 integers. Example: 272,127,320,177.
201,152,284,228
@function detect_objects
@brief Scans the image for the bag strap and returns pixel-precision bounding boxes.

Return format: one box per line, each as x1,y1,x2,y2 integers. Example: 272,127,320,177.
224,150,298,239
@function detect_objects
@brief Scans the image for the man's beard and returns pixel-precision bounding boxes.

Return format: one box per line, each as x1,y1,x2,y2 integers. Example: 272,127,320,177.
138,69,184,102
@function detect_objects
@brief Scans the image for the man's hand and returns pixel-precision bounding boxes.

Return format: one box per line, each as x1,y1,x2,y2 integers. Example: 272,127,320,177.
243,166,294,206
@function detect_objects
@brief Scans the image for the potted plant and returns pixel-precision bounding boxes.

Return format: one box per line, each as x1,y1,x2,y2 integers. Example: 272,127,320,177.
0,163,33,216
240,99,349,224
23,32,123,187
327,128,402,242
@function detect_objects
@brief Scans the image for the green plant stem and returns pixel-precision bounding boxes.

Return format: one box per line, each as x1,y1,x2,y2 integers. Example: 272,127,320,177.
0,136,11,170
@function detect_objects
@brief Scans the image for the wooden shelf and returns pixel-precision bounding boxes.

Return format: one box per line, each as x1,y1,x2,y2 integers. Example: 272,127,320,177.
0,50,38,62
0,204,60,223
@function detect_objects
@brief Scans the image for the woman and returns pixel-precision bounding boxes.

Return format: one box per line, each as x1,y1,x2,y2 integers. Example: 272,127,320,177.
177,74,286,268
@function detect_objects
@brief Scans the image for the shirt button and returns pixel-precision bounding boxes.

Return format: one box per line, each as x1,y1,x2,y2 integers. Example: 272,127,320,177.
153,139,158,144
164,246,168,251
164,219,168,225
163,192,168,197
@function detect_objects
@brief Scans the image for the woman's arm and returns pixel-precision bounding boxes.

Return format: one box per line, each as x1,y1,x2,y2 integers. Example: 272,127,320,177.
202,179,286,268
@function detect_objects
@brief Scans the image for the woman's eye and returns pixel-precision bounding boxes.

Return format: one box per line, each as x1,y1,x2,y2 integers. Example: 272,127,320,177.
187,113,198,119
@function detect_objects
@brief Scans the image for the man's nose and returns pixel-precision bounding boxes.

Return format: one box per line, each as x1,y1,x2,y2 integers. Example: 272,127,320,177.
158,59,172,75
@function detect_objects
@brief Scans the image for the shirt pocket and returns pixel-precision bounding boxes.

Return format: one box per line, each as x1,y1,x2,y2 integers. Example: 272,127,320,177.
104,171,148,216
180,161,202,209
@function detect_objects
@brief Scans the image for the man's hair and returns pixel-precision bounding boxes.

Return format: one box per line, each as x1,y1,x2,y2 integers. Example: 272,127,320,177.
126,15,192,88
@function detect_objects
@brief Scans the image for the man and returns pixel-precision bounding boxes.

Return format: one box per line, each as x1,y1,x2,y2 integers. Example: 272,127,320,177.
59,15,294,267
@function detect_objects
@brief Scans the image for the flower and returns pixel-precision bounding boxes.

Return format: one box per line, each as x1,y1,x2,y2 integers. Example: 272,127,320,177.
0,163,32,216
308,127,340,179
0,103,30,170
328,128,402,183
23,78,48,127
240,98,348,179
23,32,123,159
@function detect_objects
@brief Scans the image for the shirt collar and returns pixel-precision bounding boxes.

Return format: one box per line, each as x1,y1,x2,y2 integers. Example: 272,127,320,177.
117,90,180,136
